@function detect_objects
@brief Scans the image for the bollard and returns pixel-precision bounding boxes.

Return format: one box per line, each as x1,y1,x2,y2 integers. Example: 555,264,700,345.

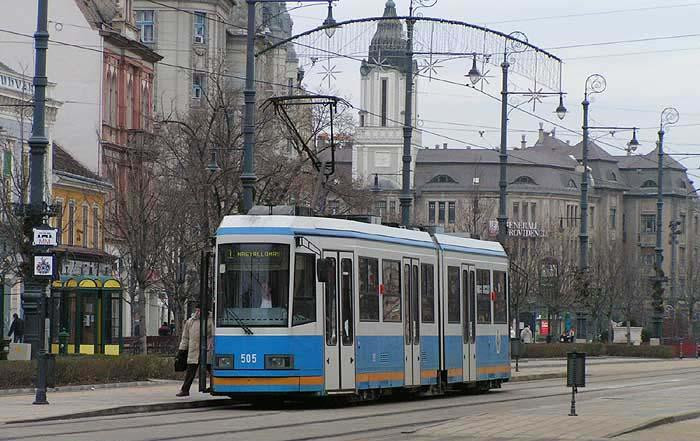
58,329,69,355
567,352,586,416
511,337,522,372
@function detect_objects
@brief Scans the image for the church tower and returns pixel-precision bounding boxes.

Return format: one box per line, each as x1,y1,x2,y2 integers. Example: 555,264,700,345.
352,0,421,189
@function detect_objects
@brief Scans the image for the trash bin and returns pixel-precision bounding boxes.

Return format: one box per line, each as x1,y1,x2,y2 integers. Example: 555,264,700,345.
511,337,523,358
45,353,56,388
566,351,586,388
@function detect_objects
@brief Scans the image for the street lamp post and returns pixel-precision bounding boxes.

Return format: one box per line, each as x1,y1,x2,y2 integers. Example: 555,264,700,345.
241,0,338,214
653,107,680,339
399,0,438,227
579,74,607,272
23,0,52,405
493,32,567,244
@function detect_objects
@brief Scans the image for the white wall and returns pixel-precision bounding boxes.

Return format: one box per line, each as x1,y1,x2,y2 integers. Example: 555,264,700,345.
1,0,103,173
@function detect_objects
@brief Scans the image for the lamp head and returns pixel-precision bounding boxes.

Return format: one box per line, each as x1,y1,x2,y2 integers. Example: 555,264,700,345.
555,93,567,120
627,128,640,152
323,1,338,38
466,55,481,85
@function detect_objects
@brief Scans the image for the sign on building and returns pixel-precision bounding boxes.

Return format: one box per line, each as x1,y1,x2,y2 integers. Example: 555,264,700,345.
34,254,54,277
488,220,545,238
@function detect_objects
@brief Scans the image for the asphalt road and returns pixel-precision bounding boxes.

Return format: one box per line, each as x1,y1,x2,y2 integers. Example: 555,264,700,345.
3,366,700,441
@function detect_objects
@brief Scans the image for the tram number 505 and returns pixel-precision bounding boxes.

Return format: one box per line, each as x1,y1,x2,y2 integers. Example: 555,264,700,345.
240,353,257,364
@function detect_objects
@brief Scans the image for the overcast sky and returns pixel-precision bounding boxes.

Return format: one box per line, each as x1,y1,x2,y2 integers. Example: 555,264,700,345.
290,0,700,182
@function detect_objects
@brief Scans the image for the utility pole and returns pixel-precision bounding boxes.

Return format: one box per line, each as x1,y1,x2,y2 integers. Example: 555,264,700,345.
497,56,509,245
670,220,681,305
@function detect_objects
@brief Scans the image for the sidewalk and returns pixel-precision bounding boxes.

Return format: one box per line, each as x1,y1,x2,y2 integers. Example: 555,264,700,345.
412,358,700,441
0,382,230,424
2,358,699,425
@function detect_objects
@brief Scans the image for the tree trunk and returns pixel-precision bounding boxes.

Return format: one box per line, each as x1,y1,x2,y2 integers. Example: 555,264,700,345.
137,284,148,355
626,319,632,345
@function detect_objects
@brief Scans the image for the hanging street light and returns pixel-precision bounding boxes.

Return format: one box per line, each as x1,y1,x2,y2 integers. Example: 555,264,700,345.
467,54,481,85
627,128,640,153
323,1,338,38
555,93,568,120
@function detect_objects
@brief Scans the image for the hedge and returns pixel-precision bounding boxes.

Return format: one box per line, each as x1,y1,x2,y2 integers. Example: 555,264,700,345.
519,343,675,359
0,355,183,390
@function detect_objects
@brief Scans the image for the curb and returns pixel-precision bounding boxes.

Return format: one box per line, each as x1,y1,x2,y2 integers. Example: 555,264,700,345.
606,410,700,438
510,372,565,382
4,397,234,424
0,379,180,396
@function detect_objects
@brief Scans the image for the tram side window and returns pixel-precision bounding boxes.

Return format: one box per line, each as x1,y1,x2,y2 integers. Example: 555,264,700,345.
359,257,379,321
292,254,316,326
493,271,507,324
476,269,492,324
382,260,402,322
447,266,460,323
421,263,435,323
325,257,338,346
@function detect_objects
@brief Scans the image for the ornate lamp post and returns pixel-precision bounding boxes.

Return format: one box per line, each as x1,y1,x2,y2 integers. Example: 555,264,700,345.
653,107,680,340
241,0,339,214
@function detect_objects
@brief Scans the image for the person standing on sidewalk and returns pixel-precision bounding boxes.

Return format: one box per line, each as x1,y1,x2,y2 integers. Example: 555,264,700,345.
520,324,533,344
7,313,24,343
177,304,213,397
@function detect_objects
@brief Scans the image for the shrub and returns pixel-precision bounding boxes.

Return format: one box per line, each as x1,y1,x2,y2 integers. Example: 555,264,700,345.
0,354,183,390
641,328,651,343
521,342,674,359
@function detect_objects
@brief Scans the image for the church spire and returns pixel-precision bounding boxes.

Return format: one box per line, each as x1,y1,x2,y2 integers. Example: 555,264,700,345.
368,0,407,72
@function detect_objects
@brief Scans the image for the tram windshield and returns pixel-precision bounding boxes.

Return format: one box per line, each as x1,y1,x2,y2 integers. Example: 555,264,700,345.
217,243,290,327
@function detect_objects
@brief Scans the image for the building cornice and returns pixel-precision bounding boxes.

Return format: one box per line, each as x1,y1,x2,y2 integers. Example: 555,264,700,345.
100,30,164,63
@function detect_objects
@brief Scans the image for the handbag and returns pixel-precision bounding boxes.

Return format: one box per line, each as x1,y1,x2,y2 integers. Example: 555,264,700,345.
174,349,187,372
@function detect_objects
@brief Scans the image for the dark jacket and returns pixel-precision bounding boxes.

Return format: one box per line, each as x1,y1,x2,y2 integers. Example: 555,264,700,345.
8,318,24,337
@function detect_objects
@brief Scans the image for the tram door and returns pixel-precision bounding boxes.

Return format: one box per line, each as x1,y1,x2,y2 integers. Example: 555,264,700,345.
323,251,356,391
403,258,421,386
461,265,476,382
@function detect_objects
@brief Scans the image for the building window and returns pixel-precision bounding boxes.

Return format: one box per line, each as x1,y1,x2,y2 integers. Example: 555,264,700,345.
695,215,699,235
641,248,655,266
359,113,365,127
609,207,617,230
380,78,388,127
513,202,519,221
448,202,456,224
82,205,89,247
192,72,205,99
55,201,63,245
375,200,386,217
522,202,529,222
530,202,536,222
68,201,75,245
641,180,658,188
680,247,686,268
328,200,339,215
608,171,617,181
126,77,134,129
641,214,656,233
428,201,435,223
193,12,206,43
438,202,445,223
135,10,155,43
389,200,396,216
512,176,537,185
428,174,457,184
680,214,687,238
567,179,577,189
93,206,99,249
590,206,595,230
566,204,578,228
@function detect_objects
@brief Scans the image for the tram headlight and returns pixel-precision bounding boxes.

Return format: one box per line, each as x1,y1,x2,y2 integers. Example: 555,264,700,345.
265,354,294,370
215,355,234,369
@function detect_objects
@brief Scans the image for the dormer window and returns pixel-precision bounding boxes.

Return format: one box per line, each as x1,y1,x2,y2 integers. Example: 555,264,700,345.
428,174,457,184
512,176,537,185
567,179,577,189
608,171,617,181
642,180,658,188
679,179,687,189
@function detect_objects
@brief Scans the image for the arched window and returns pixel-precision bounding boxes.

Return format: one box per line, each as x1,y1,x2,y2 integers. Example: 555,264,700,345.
642,180,658,188
110,70,118,126
428,174,457,184
126,73,133,129
567,179,578,189
512,176,537,185
608,171,617,181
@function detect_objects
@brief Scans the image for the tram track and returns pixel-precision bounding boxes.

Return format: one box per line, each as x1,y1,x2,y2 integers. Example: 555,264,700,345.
4,368,700,441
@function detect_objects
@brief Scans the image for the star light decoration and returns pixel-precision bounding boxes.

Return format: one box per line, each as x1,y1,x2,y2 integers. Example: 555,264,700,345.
520,87,549,112
418,57,443,81
319,57,341,89
369,49,389,72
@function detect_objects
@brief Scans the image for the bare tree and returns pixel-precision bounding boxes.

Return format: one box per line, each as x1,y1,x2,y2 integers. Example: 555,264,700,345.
587,236,626,342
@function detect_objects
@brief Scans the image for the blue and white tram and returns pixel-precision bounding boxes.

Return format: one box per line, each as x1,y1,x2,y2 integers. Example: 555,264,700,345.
211,215,510,398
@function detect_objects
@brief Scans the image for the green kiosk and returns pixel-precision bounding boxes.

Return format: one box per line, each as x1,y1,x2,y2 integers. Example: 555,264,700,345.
49,276,123,355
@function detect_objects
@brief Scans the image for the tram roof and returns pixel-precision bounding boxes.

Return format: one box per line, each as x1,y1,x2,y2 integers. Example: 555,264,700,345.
217,215,507,258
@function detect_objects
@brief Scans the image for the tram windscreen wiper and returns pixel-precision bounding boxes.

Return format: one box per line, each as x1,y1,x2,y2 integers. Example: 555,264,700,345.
226,308,254,335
